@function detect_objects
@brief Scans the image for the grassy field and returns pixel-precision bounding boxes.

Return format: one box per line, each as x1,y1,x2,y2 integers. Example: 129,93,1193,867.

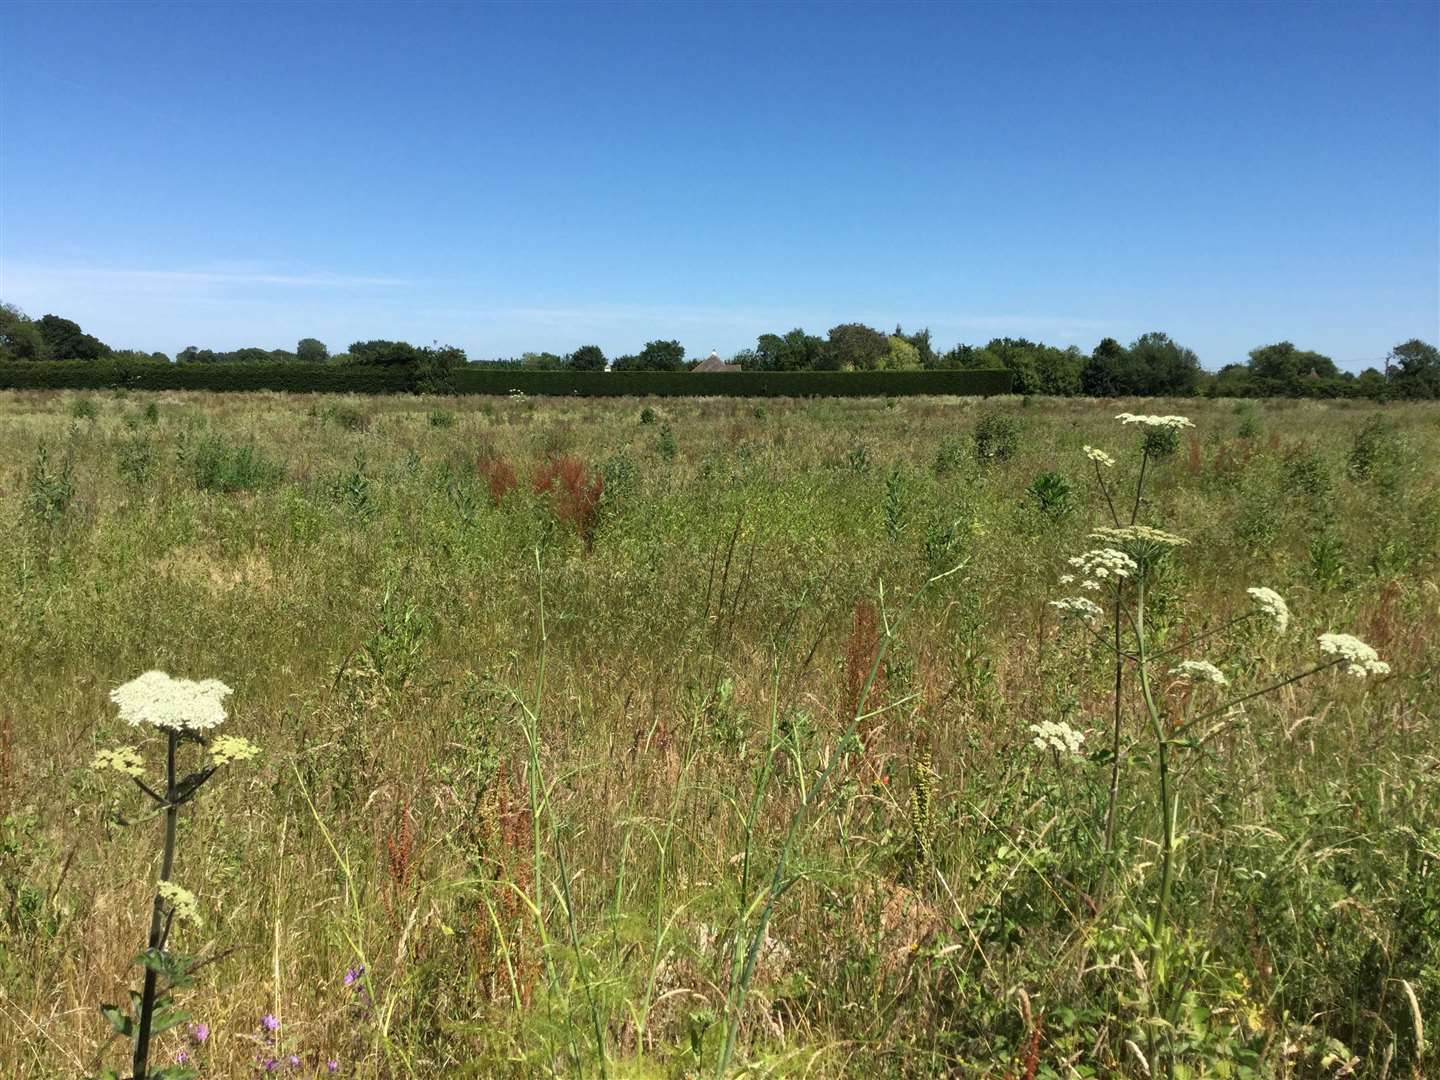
1,390,1436,1079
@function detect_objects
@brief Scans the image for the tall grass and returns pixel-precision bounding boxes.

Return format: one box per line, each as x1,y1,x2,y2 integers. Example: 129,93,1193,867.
0,390,1435,1078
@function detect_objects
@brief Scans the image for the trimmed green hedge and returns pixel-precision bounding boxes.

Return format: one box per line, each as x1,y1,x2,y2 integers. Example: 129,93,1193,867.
0,361,1011,398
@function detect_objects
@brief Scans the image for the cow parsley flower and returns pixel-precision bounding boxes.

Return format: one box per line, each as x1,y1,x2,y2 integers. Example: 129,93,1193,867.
1246,587,1289,634
1116,413,1195,429
1068,547,1138,581
157,880,202,926
1050,597,1105,622
111,671,233,732
1170,659,1228,686
209,735,260,766
1091,525,1188,548
1083,445,1115,467
1318,633,1389,678
91,746,147,778
1029,721,1085,755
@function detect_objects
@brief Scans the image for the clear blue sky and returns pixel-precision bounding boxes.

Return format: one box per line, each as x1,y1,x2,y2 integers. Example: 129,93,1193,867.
2,1,1436,370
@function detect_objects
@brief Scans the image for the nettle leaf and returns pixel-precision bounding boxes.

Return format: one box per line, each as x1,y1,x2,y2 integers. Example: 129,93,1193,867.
151,1007,191,1036
99,1003,133,1037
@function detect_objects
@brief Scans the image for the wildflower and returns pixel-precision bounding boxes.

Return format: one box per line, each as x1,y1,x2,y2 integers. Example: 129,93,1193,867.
344,965,365,988
190,1021,209,1044
1247,587,1290,634
261,1013,280,1034
91,746,147,778
1318,633,1389,678
1116,413,1194,429
1068,547,1138,582
111,671,233,732
1058,574,1075,585
288,1055,301,1068
210,734,260,766
156,880,202,926
1049,597,1105,622
1090,525,1188,548
175,1049,190,1065
1083,445,1115,467
1029,720,1085,755
328,1062,340,1074
1170,659,1228,686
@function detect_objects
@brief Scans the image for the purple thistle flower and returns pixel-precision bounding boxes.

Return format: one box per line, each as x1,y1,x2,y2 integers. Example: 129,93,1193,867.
261,1013,280,1033
175,1049,190,1065
263,1059,277,1073
191,1021,210,1044
288,1054,301,1068
327,1061,339,1074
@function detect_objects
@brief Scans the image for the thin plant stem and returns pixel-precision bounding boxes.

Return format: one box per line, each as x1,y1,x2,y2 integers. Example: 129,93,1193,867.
132,729,178,1080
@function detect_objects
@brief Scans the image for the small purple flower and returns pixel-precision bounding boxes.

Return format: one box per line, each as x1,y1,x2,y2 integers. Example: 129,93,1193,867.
261,1013,280,1033
327,1061,339,1074
263,1059,278,1073
343,965,365,988
175,1049,190,1065
190,1021,210,1044
288,1054,301,1068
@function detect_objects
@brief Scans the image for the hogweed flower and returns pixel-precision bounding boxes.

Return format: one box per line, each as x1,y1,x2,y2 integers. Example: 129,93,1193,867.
91,746,147,778
1247,587,1290,634
110,671,233,732
1050,596,1105,622
210,734,261,766
1170,659,1228,686
1083,445,1116,467
1116,413,1194,429
156,881,202,926
1030,720,1085,755
1068,547,1138,582
1318,633,1389,678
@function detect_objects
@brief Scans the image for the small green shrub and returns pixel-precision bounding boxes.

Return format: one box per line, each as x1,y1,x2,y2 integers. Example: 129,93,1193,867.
25,443,74,525
656,423,677,461
640,406,657,425
1142,425,1181,459
1347,415,1402,485
187,435,284,492
70,396,98,421
974,412,1021,463
1026,471,1074,520
428,408,457,429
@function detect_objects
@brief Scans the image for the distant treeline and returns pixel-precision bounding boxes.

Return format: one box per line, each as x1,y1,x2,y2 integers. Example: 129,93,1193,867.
2,303,1436,400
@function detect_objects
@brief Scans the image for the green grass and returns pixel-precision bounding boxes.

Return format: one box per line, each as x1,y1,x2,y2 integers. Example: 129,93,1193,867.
1,390,1436,1078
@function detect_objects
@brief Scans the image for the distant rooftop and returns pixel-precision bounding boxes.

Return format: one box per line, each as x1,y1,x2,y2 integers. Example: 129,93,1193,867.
694,351,740,373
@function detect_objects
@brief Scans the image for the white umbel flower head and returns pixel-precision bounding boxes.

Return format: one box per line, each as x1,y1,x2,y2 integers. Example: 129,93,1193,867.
1068,547,1138,582
1030,721,1085,755
1050,597,1105,622
156,880,202,926
91,746,147,778
1170,659,1229,686
1246,587,1290,634
1116,413,1195,429
1318,633,1390,678
111,671,233,732
1083,446,1116,467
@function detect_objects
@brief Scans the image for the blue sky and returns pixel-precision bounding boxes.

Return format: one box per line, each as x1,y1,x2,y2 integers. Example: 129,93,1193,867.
2,1,1436,370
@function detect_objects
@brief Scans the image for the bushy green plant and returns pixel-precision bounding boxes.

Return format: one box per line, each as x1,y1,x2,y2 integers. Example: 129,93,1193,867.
185,435,284,492
973,411,1021,463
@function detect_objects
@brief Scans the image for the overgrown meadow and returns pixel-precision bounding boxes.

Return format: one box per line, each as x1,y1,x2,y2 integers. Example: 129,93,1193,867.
2,390,1436,1079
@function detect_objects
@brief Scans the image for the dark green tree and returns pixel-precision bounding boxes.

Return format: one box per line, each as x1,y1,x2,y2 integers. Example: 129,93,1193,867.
296,337,329,363
568,344,607,371
632,339,685,371
1387,338,1439,399
348,340,421,366
37,314,109,360
0,303,47,360
823,323,889,370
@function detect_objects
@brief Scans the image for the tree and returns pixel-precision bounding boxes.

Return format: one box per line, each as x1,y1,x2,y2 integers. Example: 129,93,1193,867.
0,303,47,360
37,314,109,360
896,325,936,368
824,323,889,370
521,351,566,370
1387,338,1439,399
568,344,607,371
753,328,824,371
297,338,329,363
1126,332,1202,397
882,335,921,370
348,339,420,366
633,339,685,371
1246,341,1338,396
